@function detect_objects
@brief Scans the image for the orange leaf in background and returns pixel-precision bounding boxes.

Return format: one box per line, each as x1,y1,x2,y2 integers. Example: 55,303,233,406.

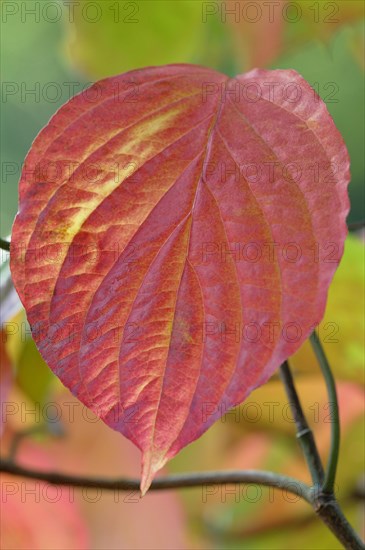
1,389,190,550
50,391,189,550
226,0,365,70
10,64,350,493
0,442,89,550
225,0,284,69
202,379,364,542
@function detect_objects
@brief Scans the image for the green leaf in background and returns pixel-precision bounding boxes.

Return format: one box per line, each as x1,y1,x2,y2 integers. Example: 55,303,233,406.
0,327,13,435
196,388,363,549
0,3,88,236
219,0,364,71
15,336,56,407
288,0,364,48
66,0,205,78
291,233,365,384
271,22,365,224
1,3,363,549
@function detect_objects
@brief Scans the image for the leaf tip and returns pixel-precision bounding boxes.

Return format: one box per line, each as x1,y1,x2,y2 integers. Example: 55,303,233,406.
140,448,169,497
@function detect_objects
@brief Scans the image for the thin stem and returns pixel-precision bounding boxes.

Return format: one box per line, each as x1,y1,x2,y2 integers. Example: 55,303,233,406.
0,237,10,252
309,332,340,495
348,220,365,230
0,458,312,502
9,425,51,460
3,457,362,547
279,357,363,549
279,361,324,486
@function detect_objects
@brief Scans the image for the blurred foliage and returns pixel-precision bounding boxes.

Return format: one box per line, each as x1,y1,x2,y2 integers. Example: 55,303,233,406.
0,7,88,236
271,22,365,224
1,1,364,548
0,434,90,549
1,1,364,233
288,0,364,46
2,235,365,550
66,1,204,78
227,0,364,70
291,233,365,383
15,337,56,406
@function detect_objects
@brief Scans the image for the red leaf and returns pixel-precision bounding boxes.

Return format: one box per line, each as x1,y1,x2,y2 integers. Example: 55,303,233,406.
10,65,350,494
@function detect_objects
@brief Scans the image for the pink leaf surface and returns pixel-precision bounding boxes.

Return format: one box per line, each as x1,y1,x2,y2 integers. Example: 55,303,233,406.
10,64,350,493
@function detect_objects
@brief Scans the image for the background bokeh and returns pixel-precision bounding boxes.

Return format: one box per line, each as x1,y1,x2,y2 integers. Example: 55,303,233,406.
1,1,364,549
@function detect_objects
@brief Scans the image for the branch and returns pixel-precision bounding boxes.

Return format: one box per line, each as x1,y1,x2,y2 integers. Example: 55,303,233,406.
347,220,365,231
4,456,362,546
0,237,10,252
280,358,364,549
279,361,324,486
309,332,340,495
313,494,365,550
0,458,312,502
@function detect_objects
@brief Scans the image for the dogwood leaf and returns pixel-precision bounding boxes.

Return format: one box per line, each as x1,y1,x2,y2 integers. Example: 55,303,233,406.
10,65,350,493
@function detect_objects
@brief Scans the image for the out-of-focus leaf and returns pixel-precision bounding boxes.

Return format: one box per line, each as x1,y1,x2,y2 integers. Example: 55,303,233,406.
349,22,365,69
215,506,348,550
1,255,54,405
15,337,56,406
225,0,284,70
291,234,365,383
0,330,13,436
201,383,364,547
288,1,364,48
45,391,190,550
226,0,364,71
0,441,89,550
225,376,364,439
0,5,88,236
336,417,365,501
271,23,364,224
2,309,26,368
205,376,364,523
0,381,191,550
0,255,20,434
66,0,204,78
11,65,350,493
204,432,291,533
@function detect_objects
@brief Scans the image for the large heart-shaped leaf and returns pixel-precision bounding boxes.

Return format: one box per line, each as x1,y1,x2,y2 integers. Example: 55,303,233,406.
10,65,350,493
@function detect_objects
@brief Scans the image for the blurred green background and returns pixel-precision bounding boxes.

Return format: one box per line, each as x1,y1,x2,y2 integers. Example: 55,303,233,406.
1,0,364,235
1,1,364,549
